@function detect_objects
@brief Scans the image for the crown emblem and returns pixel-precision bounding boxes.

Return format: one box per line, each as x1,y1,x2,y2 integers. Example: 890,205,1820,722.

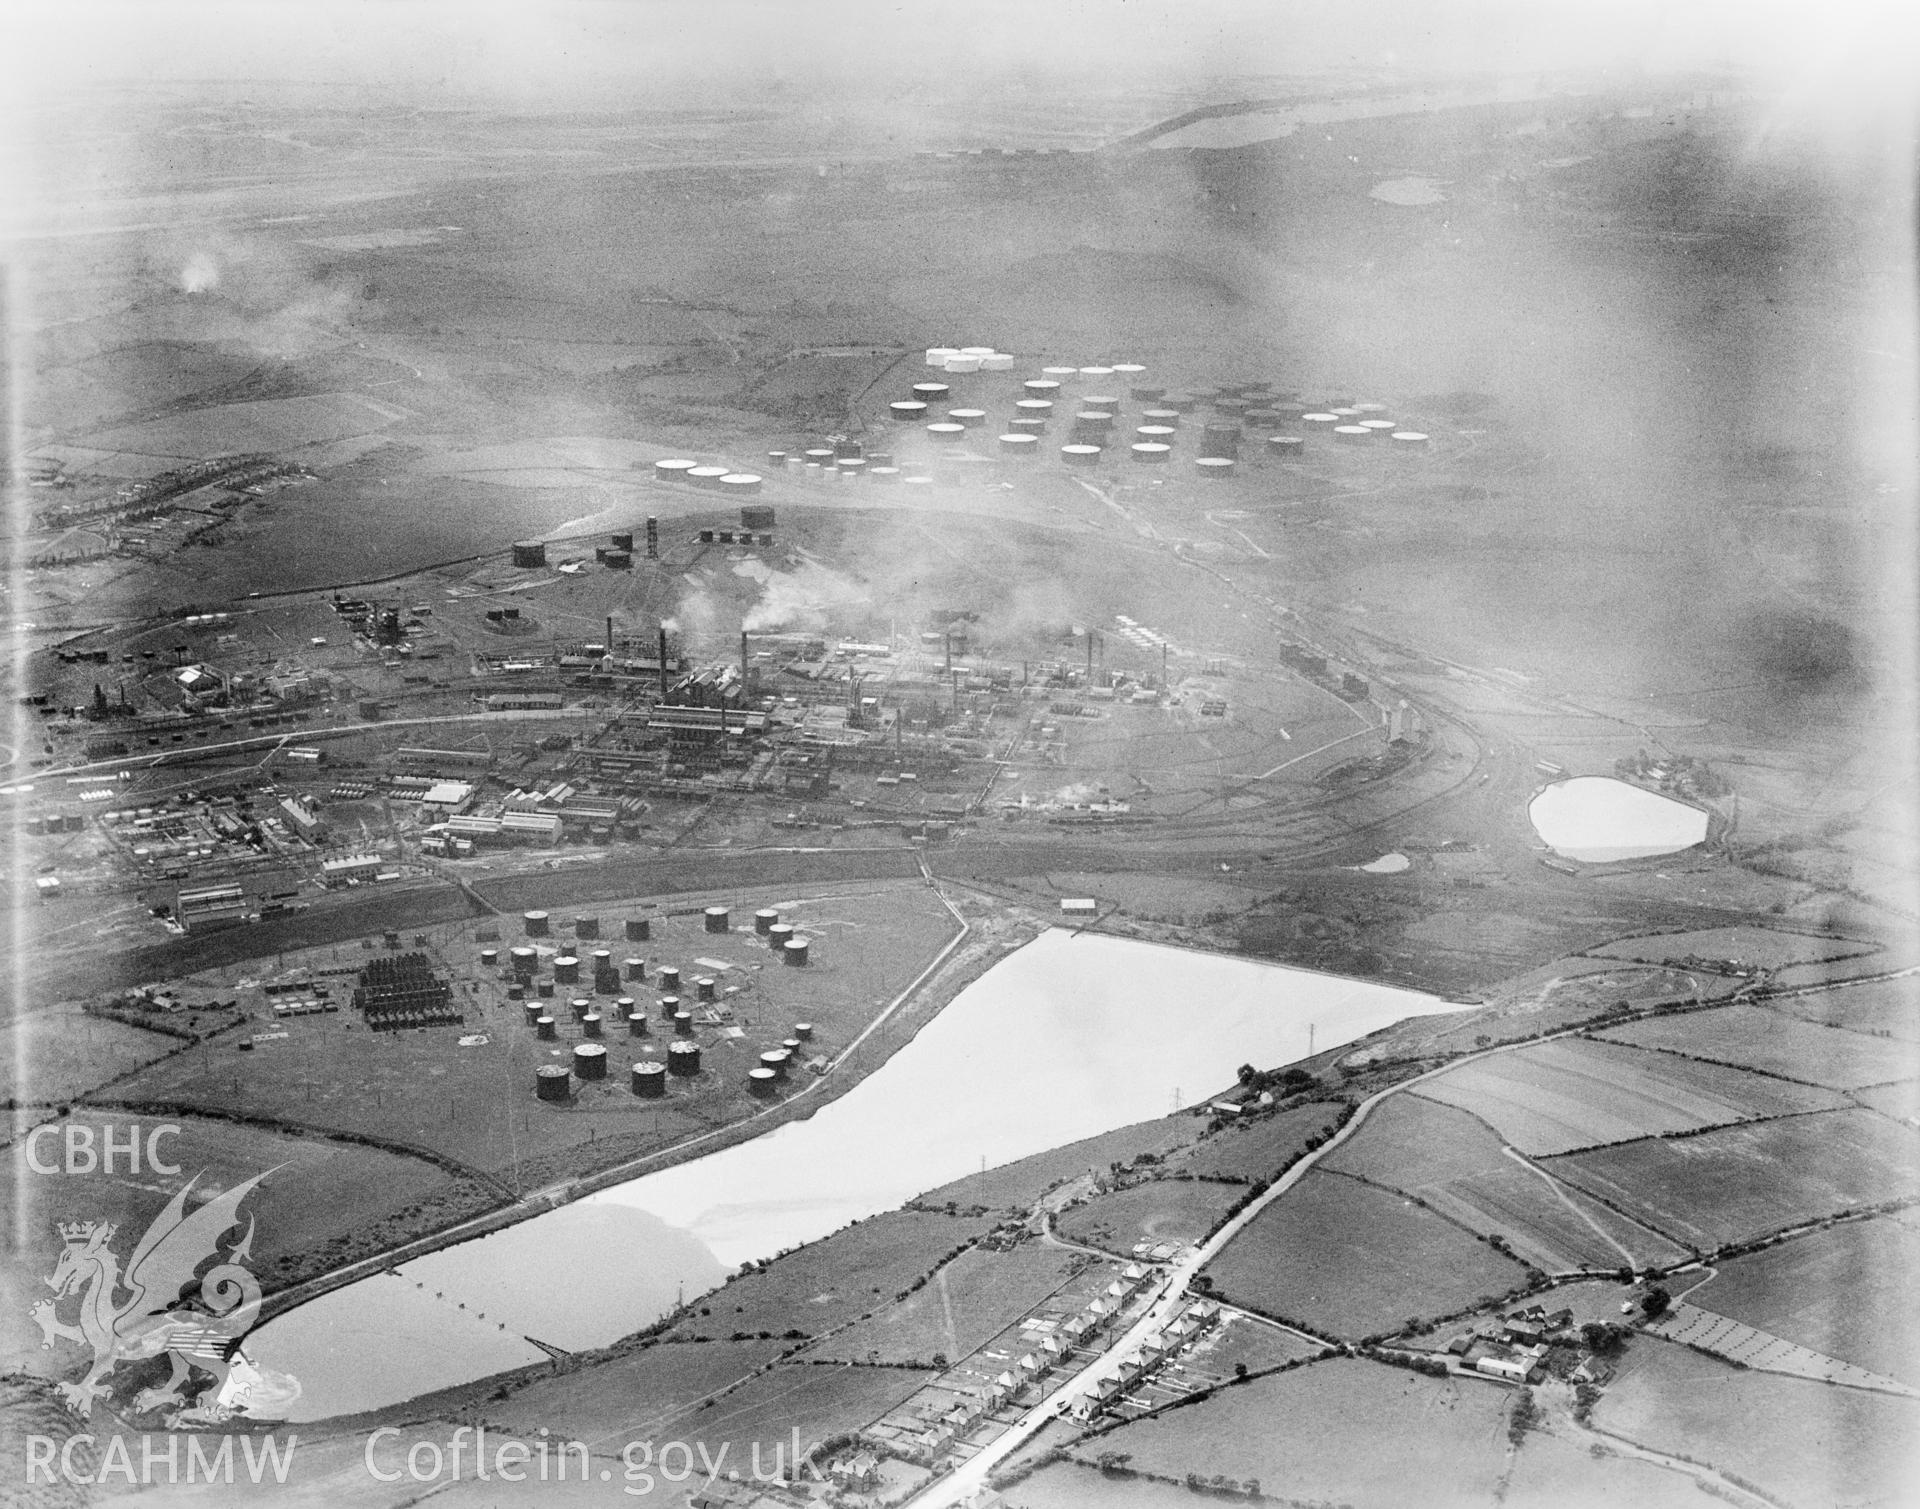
58,1220,110,1244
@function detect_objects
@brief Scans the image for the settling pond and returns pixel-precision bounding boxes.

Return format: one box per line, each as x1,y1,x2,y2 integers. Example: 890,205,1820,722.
247,929,1451,1419
1529,775,1710,862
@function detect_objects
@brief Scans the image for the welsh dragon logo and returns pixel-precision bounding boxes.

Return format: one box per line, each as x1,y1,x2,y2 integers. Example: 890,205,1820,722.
33,1171,297,1423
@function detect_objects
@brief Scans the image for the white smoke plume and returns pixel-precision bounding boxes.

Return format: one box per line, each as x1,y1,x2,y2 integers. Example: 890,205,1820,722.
735,554,871,632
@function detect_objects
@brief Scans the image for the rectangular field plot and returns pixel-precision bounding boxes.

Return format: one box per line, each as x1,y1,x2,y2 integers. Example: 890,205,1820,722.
1595,1339,1920,1509
1771,976,1920,1042
1200,1169,1531,1339
1853,1079,1919,1122
1588,926,1880,970
1323,1093,1688,1273
807,1244,1084,1366
1686,1216,1920,1387
1506,1432,1730,1509
1544,1109,1920,1252
1599,1003,1920,1089
1063,1357,1512,1508
1414,1037,1847,1155
1054,1179,1240,1256
1171,1100,1345,1182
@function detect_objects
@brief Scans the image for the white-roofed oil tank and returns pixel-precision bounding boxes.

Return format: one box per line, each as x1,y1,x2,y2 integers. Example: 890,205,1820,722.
632,1061,668,1096
535,1064,570,1101
783,937,810,966
667,1040,702,1076
572,1043,608,1081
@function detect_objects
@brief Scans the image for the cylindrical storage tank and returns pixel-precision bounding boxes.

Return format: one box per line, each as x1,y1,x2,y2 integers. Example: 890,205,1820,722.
748,1067,779,1097
1014,398,1054,417
783,937,811,966
889,401,929,422
1134,425,1176,442
632,1061,667,1097
1130,385,1165,402
1130,443,1172,464
866,451,894,468
766,923,794,949
625,917,650,942
672,1011,694,1035
1241,409,1281,430
703,905,729,933
667,1040,701,1077
1390,430,1431,446
536,1065,570,1101
653,458,699,482
508,983,526,1001
1359,418,1397,433
536,1016,557,1040
1008,418,1048,435
760,1049,791,1081
1042,366,1079,381
553,955,580,985
754,909,780,935
615,996,635,1016
688,465,729,489
625,957,647,981
523,911,550,937
924,347,960,367
1302,412,1340,429
658,993,680,1019
657,966,680,993
1072,411,1115,432
1352,401,1389,414
574,916,599,939
696,975,716,1002
537,980,555,999
628,1011,649,1038
1333,424,1371,443
926,422,966,443
765,451,788,469
570,996,592,1021
1061,444,1102,467
1078,366,1115,380
1081,395,1122,412
1329,407,1361,419
982,353,1015,371
1022,379,1061,396
804,447,836,466
582,1012,603,1037
793,1022,815,1042
782,1037,803,1058
1112,363,1147,379
868,466,902,483
1159,393,1197,413
948,408,987,428
479,948,499,967
720,473,764,495
1196,456,1237,478
592,949,616,984
1140,408,1181,428
1214,397,1251,416
573,1043,608,1081
911,382,950,405
523,1001,544,1026
1268,435,1306,459
512,540,548,568
998,433,1039,456
943,354,982,374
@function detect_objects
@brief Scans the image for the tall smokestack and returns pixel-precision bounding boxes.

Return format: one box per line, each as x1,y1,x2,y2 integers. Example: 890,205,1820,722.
607,616,615,660
658,626,669,701
1086,631,1093,680
740,629,749,681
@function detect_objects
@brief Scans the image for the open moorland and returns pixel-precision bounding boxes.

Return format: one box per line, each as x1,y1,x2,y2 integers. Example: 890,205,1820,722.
1543,1107,1920,1253
1412,1036,1849,1155
1200,1167,1532,1338
1322,1092,1689,1273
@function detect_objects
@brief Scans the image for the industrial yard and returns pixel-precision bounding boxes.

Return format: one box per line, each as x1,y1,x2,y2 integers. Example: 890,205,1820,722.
4,7,1916,1509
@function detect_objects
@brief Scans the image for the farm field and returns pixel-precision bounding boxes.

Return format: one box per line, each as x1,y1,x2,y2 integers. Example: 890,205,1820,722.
0,1110,492,1375
1054,1178,1240,1255
1009,1464,1218,1509
1598,1003,1920,1090
1770,976,1920,1041
807,1244,1085,1366
1587,926,1879,969
1594,1338,1920,1509
1852,1079,1919,1121
1413,1037,1848,1155
1323,1093,1689,1272
84,392,407,460
477,1337,787,1442
1544,1108,1920,1252
665,1209,993,1342
1200,1168,1532,1338
1168,1100,1345,1181
2,1001,183,1103
1506,1432,1736,1509
1190,1312,1328,1376
1064,1357,1512,1507
915,1112,1205,1214
1685,1217,1920,1386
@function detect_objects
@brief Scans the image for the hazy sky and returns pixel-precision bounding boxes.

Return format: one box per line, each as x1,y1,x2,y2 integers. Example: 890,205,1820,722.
4,0,1914,108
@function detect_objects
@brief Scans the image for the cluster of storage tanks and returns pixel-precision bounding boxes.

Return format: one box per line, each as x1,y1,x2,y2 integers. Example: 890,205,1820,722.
651,457,765,496
514,903,817,1103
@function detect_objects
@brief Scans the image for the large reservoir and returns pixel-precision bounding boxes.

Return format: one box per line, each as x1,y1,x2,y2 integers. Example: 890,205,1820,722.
246,929,1452,1420
1529,775,1710,862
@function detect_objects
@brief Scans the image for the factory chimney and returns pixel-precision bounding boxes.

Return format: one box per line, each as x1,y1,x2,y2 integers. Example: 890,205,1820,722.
740,629,749,682
658,626,670,701
607,616,616,659
646,516,659,560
